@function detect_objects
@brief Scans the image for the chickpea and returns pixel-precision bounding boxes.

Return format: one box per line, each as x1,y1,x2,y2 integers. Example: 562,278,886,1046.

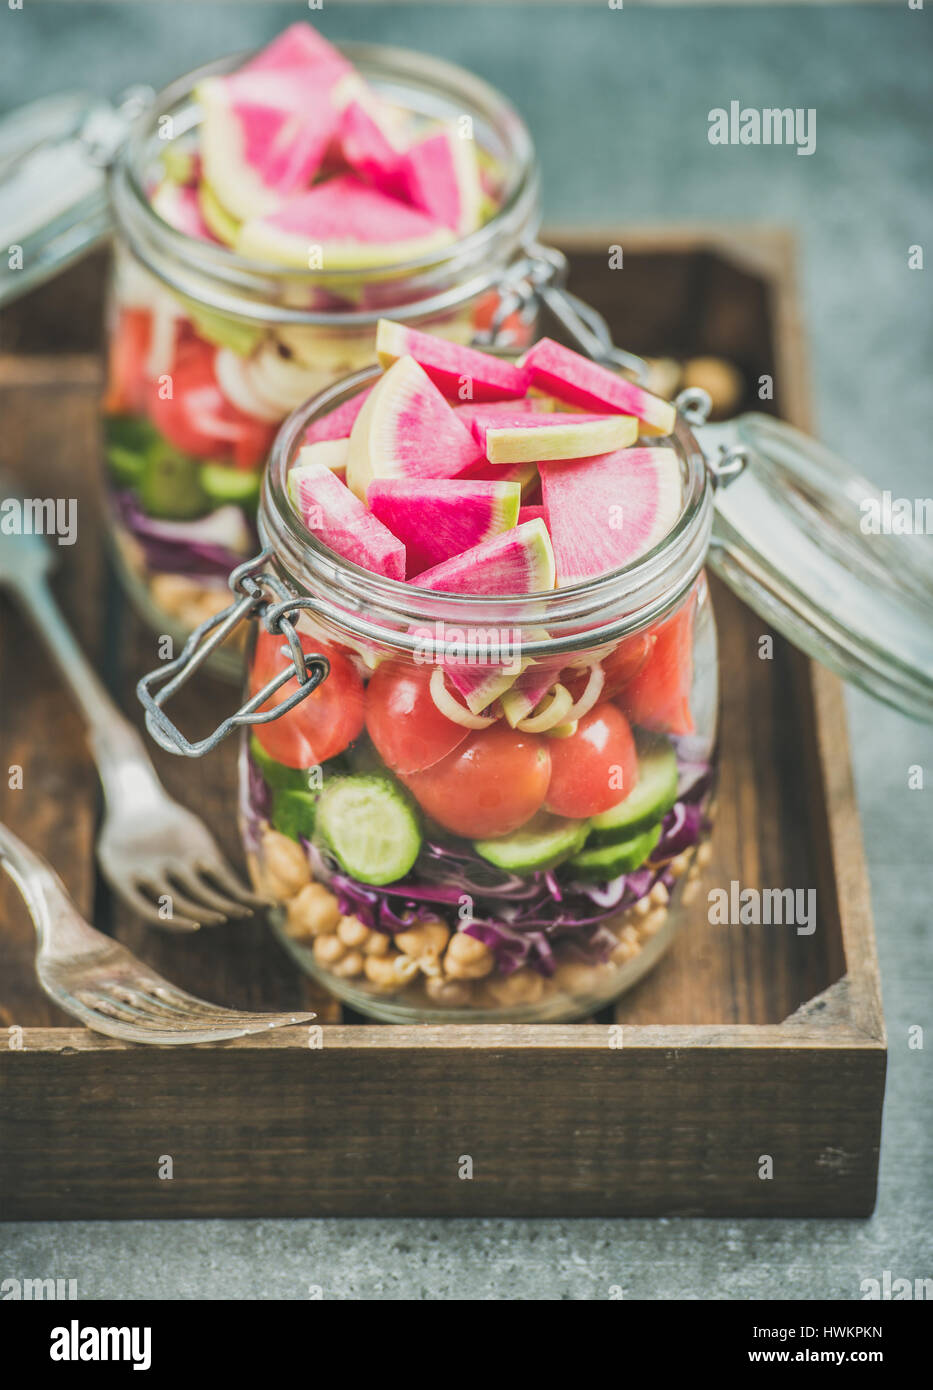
638,908,668,939
424,976,473,1008
669,851,692,880
363,952,415,992
485,968,546,1007
284,883,341,940
260,829,311,899
649,881,670,908
444,931,494,980
551,961,608,996
696,840,713,870
364,931,391,956
683,356,744,419
150,573,204,620
395,919,450,973
681,878,700,907
313,933,347,966
644,356,683,401
331,950,364,979
632,895,652,920
337,916,371,949
610,937,640,965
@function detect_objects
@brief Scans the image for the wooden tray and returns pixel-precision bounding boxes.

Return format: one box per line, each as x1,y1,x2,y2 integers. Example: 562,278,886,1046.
0,229,885,1218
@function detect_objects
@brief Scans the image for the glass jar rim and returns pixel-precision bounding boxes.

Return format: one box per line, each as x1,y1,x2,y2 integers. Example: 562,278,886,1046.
258,365,715,660
110,41,541,328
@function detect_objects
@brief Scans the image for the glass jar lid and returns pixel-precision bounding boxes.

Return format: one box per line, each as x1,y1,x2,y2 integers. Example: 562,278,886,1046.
701,411,933,722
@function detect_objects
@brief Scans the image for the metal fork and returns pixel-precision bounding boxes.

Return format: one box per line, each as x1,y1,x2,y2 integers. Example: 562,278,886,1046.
0,476,266,930
0,822,314,1044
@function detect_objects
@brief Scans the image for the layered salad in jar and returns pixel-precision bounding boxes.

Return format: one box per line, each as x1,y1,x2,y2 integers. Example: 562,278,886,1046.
103,22,524,649
243,324,716,1022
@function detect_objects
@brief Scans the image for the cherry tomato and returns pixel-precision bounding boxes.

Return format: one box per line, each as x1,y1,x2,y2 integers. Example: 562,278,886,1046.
617,597,696,735
249,628,364,769
146,339,275,466
545,703,638,818
472,289,526,344
563,632,655,704
104,307,152,415
404,724,551,839
365,661,469,775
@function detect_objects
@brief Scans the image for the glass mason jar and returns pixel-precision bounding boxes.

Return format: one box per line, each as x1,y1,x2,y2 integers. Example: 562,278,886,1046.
139,369,933,1023
101,44,543,675
150,366,718,1022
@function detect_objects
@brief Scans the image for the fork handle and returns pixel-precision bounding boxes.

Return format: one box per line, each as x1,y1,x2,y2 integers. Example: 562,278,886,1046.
0,820,99,955
9,568,162,805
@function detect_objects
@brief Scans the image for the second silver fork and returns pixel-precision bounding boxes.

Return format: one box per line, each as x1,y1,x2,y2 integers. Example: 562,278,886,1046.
0,479,266,931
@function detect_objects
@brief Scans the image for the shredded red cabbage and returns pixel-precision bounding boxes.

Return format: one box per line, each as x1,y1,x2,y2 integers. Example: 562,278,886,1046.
249,744,714,977
113,490,255,580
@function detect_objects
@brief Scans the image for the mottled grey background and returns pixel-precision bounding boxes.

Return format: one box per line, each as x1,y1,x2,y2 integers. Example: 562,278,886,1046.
1,2,932,1300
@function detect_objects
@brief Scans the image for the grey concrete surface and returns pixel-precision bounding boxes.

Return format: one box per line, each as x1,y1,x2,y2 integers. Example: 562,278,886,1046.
1,3,932,1300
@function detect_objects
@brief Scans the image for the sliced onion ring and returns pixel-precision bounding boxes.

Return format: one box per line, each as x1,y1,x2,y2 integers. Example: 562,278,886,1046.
547,720,579,739
516,682,574,733
561,662,606,724
429,666,497,730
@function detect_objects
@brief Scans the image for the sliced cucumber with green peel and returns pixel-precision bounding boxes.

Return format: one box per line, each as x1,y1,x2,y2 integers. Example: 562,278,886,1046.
473,812,589,873
589,735,678,845
249,736,309,792
271,788,320,842
569,822,663,882
137,446,209,519
200,462,262,509
107,445,147,488
103,414,161,455
315,775,421,886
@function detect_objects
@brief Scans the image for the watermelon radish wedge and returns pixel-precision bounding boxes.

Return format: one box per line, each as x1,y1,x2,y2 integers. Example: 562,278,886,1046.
337,100,408,199
304,383,375,445
295,438,350,478
522,338,677,436
482,412,638,463
396,126,482,237
411,518,556,594
288,461,405,580
455,398,552,430
539,447,682,585
236,175,455,270
243,22,353,80
345,356,482,499
368,478,521,577
376,318,529,401
197,69,343,223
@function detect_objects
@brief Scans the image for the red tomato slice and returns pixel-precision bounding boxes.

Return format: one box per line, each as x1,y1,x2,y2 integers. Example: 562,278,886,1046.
365,661,469,775
104,307,152,415
563,631,656,704
545,703,638,819
403,724,551,839
146,339,275,466
617,596,696,735
249,628,365,769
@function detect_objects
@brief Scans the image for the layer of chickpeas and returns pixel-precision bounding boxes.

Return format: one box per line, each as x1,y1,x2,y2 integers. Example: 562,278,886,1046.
250,825,711,1011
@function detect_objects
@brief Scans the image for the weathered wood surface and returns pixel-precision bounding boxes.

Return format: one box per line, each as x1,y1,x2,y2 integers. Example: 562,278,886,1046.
0,230,885,1218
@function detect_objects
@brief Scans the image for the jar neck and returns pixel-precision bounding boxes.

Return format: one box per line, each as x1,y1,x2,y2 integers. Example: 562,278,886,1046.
110,42,541,328
259,368,714,661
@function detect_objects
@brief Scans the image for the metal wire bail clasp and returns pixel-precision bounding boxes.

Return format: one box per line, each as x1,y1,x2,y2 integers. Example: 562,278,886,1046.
137,550,330,758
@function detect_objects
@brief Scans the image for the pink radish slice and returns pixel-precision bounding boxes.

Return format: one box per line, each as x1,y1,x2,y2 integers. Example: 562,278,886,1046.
539,446,682,585
521,337,677,436
376,318,529,401
288,461,405,580
367,477,520,577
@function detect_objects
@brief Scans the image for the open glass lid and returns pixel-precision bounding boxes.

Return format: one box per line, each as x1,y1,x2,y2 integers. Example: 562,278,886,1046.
0,88,149,308
696,410,933,722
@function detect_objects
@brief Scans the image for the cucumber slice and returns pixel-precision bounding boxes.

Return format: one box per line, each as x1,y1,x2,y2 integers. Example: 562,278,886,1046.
569,822,662,881
107,445,146,488
271,788,320,842
315,774,421,886
103,414,161,455
200,462,262,509
474,812,588,873
589,735,678,844
249,736,308,792
137,446,209,520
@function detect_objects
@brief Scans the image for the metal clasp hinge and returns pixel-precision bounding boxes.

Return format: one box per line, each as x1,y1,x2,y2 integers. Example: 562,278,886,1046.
136,550,330,758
